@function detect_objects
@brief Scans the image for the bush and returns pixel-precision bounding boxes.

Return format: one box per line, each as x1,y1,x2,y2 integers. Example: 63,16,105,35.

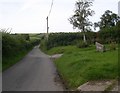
97,24,120,44
76,40,89,48
40,32,96,50
110,42,116,50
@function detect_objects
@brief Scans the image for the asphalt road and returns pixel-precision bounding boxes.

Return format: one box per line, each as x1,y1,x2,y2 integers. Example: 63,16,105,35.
3,45,64,91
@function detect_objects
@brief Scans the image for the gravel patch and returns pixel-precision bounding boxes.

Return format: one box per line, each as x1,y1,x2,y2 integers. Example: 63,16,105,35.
50,54,63,60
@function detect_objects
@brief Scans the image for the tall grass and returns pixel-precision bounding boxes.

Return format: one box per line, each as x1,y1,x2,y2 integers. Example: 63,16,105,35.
45,45,118,89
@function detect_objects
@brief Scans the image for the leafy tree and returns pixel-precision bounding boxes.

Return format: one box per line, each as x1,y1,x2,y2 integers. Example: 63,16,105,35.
69,0,95,43
95,10,120,29
94,22,100,30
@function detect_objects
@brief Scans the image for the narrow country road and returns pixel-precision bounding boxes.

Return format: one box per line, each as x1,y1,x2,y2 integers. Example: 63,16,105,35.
3,45,64,91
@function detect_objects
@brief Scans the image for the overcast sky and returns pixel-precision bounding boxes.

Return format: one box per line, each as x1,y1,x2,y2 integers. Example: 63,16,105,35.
0,0,119,33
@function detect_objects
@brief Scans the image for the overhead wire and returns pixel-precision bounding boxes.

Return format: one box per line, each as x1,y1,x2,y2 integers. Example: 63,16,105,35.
42,0,54,33
48,0,54,17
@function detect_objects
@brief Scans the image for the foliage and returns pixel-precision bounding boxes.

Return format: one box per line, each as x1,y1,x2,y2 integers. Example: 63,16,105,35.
40,10,120,50
40,32,96,50
109,42,117,50
22,34,30,41
94,10,120,44
94,10,120,30
40,26,119,50
69,0,95,43
96,24,120,44
2,32,40,71
40,39,48,52
76,40,89,48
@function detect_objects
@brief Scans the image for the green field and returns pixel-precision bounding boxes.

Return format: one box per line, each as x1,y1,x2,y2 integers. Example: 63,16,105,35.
29,34,43,40
45,45,118,89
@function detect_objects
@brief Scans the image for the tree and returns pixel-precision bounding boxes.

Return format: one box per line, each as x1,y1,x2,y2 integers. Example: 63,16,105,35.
94,22,100,30
69,0,94,43
95,10,120,30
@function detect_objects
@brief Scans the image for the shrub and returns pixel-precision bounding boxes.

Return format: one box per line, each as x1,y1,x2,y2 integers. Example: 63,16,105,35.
76,40,89,48
110,42,116,50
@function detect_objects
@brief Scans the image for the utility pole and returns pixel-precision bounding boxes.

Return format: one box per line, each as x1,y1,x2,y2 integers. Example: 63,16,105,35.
46,16,49,41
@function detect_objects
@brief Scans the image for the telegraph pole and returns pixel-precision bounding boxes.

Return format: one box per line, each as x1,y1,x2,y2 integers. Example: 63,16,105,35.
46,0,54,40
46,16,49,41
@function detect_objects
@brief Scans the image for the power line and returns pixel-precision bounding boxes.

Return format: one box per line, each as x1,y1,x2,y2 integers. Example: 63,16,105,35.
46,0,54,40
48,0,54,17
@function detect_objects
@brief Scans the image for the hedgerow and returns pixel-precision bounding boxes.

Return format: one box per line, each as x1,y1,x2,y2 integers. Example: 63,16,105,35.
2,32,40,70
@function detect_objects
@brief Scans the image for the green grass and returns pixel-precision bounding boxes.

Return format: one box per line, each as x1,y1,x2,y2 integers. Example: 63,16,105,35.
45,45,118,89
2,49,32,71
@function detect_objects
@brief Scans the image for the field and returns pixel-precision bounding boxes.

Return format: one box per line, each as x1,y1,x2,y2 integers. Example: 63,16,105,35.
45,45,118,89
29,34,42,40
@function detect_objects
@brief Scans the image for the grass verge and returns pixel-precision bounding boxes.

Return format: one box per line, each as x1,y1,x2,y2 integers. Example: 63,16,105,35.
2,48,32,71
44,45,118,89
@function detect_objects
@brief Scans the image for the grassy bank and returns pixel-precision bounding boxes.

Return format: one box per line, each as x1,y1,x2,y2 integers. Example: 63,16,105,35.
2,33,40,71
44,45,118,89
2,49,32,71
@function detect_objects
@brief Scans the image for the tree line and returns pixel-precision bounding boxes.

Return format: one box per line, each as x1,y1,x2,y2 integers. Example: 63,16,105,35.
41,25,119,50
40,0,120,50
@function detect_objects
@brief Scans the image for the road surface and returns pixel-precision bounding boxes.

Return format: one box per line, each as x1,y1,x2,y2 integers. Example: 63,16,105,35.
3,45,64,91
